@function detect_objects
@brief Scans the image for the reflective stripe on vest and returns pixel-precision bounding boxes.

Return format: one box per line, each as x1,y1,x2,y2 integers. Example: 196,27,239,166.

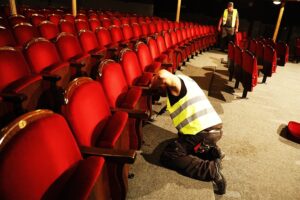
167,75,222,135
222,9,237,27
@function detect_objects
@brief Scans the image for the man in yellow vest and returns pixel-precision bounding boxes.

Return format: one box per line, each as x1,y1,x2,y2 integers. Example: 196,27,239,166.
151,69,226,195
218,2,239,51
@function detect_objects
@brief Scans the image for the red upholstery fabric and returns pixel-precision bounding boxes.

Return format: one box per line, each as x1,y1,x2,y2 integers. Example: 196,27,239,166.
136,42,162,73
275,42,289,66
287,121,300,140
242,50,258,91
122,24,136,41
75,19,90,32
89,19,101,32
99,60,144,109
95,27,114,49
120,49,152,86
9,15,27,26
233,45,243,81
132,23,143,38
64,81,112,146
263,45,277,76
109,25,124,45
55,32,90,62
228,41,235,80
25,38,64,74
148,22,157,35
249,39,257,55
48,14,61,25
0,114,86,200
140,22,150,37
13,23,39,46
96,111,128,148
59,19,76,35
30,14,46,27
64,14,75,24
0,26,16,47
78,30,101,53
256,41,265,65
0,47,37,91
100,18,112,29
38,21,59,41
62,156,104,200
147,37,169,63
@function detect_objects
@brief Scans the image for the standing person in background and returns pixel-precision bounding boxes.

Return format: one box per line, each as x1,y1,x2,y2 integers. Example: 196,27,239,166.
151,69,226,195
218,2,239,51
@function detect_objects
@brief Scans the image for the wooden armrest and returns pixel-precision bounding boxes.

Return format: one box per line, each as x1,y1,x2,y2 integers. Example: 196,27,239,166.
42,73,61,83
257,65,263,70
0,92,27,103
111,108,149,119
80,146,136,164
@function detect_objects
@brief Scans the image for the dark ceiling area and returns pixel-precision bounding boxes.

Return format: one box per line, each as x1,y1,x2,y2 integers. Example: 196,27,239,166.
150,0,300,26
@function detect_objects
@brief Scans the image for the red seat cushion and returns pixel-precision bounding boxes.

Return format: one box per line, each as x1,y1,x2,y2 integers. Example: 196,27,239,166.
62,156,104,200
288,121,300,140
134,72,153,86
97,111,128,148
119,87,143,109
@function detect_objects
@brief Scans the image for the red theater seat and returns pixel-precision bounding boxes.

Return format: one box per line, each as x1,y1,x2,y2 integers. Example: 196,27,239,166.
75,19,90,32
119,48,153,87
228,41,235,81
261,45,277,83
241,50,258,98
55,32,92,77
38,21,59,41
63,77,130,149
97,59,150,148
88,18,100,32
136,41,162,73
13,22,39,47
30,13,46,26
0,109,136,200
59,19,76,35
233,45,243,89
275,42,289,66
287,121,300,141
0,26,16,47
24,37,71,88
48,13,61,25
0,46,43,127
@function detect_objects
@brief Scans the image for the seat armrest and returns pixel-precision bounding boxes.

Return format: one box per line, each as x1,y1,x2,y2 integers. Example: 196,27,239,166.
111,108,149,119
0,92,27,103
91,52,105,59
161,63,173,68
80,146,136,164
42,73,61,83
69,60,85,68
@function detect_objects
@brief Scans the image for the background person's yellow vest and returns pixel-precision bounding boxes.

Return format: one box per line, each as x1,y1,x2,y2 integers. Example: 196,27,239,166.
222,9,238,28
167,75,222,135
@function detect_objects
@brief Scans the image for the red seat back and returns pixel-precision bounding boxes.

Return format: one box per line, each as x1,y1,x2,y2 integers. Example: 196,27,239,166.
64,14,75,24
24,37,62,74
132,23,142,38
249,39,257,55
135,41,154,72
256,41,265,65
75,19,90,32
13,23,39,46
55,32,84,61
263,45,277,75
78,30,100,53
59,19,76,35
95,27,113,49
109,25,124,44
30,13,46,26
148,22,157,35
120,48,143,86
147,37,160,60
98,59,129,108
89,18,101,32
48,13,61,25
242,50,258,90
101,18,112,29
0,110,104,199
38,21,59,40
0,26,16,47
122,24,134,41
0,46,31,91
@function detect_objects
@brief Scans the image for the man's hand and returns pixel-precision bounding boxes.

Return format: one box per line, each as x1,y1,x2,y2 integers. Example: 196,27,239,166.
218,26,221,32
235,28,238,33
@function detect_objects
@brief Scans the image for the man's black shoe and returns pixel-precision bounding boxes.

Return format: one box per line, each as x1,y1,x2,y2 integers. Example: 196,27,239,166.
213,159,227,195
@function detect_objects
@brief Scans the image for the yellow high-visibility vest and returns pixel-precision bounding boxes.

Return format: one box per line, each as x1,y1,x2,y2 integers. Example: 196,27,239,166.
222,9,238,27
167,75,222,135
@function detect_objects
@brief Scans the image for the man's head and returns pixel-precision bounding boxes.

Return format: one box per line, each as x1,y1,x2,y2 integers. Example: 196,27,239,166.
151,69,178,91
227,2,234,12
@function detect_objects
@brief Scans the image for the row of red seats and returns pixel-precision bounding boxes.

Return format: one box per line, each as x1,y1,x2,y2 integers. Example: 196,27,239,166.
227,37,280,98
